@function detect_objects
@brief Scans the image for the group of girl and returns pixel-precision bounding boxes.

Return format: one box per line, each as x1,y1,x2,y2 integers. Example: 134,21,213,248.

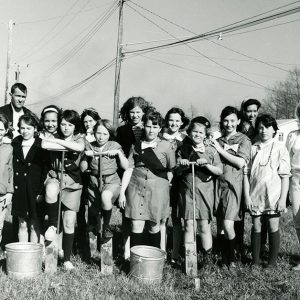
0,95,298,272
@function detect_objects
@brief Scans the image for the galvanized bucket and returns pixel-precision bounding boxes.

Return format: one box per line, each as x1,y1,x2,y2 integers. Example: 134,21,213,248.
129,246,165,285
5,242,43,279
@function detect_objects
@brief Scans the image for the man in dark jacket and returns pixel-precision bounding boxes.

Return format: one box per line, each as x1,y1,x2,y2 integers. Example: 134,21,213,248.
0,83,33,137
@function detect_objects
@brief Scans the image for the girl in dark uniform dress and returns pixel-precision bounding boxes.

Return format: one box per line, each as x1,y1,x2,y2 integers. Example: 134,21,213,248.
177,117,223,265
119,110,176,248
42,110,85,270
81,119,128,239
116,96,152,259
211,106,251,266
12,114,49,243
162,107,189,259
77,108,101,256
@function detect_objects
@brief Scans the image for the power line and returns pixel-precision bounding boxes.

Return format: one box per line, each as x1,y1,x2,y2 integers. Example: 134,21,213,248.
17,2,112,24
125,3,270,90
152,51,300,66
123,5,300,55
128,0,290,73
44,1,118,77
27,58,115,106
225,16,300,38
123,16,300,47
138,54,262,89
27,6,114,66
16,0,83,61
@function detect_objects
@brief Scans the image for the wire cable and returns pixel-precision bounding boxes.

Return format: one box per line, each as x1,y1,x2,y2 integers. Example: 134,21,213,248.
27,58,115,106
27,2,118,66
17,2,112,24
126,3,271,90
44,1,118,77
138,54,262,89
128,1,291,72
16,0,82,61
123,5,300,55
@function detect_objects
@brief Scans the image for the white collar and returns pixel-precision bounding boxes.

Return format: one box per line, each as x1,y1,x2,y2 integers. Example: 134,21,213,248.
141,138,158,150
163,131,184,141
22,138,35,146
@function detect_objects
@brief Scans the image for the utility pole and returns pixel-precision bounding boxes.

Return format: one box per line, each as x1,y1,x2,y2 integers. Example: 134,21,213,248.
4,20,14,105
14,64,29,82
113,0,125,128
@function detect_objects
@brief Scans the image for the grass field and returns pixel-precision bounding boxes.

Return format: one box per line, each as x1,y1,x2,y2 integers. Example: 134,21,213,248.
1,207,300,300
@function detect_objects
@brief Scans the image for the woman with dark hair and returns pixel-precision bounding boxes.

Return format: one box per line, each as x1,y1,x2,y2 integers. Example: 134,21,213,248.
42,109,85,270
116,96,153,259
162,107,189,259
244,114,290,267
119,110,176,249
211,106,251,266
12,114,49,244
39,105,62,139
81,119,128,240
81,108,101,143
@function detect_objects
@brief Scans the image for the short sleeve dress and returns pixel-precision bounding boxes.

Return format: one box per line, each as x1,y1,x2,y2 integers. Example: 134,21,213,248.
45,134,84,212
247,139,291,215
176,138,222,220
82,140,123,212
125,138,176,224
214,132,251,221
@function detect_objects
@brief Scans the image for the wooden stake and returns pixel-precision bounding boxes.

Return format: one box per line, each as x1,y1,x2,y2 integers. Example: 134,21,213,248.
184,162,197,277
44,151,65,274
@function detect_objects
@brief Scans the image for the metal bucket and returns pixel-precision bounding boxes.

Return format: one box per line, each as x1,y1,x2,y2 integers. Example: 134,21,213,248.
5,242,43,279
129,246,165,285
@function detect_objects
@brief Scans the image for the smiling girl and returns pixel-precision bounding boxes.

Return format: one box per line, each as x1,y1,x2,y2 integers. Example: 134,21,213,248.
162,107,189,259
42,109,85,270
119,109,176,249
12,113,49,244
176,117,222,265
244,114,290,267
80,119,128,240
116,96,153,259
211,106,251,266
39,105,62,139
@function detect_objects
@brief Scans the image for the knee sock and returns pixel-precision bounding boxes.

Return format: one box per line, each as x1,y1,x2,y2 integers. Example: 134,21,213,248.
149,231,161,248
234,219,244,251
251,232,261,264
130,232,143,248
260,221,268,251
215,233,224,253
268,231,280,265
47,202,58,227
63,232,74,262
102,209,112,227
227,237,236,263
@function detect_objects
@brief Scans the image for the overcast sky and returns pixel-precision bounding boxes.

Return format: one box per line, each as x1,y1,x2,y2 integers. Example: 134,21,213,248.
0,0,299,121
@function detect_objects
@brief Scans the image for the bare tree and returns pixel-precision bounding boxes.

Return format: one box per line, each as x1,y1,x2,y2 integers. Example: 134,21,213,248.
262,67,300,119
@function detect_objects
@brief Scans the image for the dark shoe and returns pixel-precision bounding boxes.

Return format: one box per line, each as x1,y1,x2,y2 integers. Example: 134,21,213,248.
101,225,113,243
171,257,183,269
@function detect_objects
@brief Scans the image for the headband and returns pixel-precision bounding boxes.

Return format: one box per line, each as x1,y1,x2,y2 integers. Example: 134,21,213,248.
43,107,59,114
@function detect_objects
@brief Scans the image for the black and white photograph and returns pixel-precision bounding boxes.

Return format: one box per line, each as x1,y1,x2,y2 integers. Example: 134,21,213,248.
0,0,300,299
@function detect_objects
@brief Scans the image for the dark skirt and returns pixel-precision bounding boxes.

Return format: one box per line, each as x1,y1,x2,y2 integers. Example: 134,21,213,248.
125,167,170,224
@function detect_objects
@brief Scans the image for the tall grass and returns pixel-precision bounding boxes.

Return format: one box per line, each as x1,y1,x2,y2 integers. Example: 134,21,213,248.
0,208,300,300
